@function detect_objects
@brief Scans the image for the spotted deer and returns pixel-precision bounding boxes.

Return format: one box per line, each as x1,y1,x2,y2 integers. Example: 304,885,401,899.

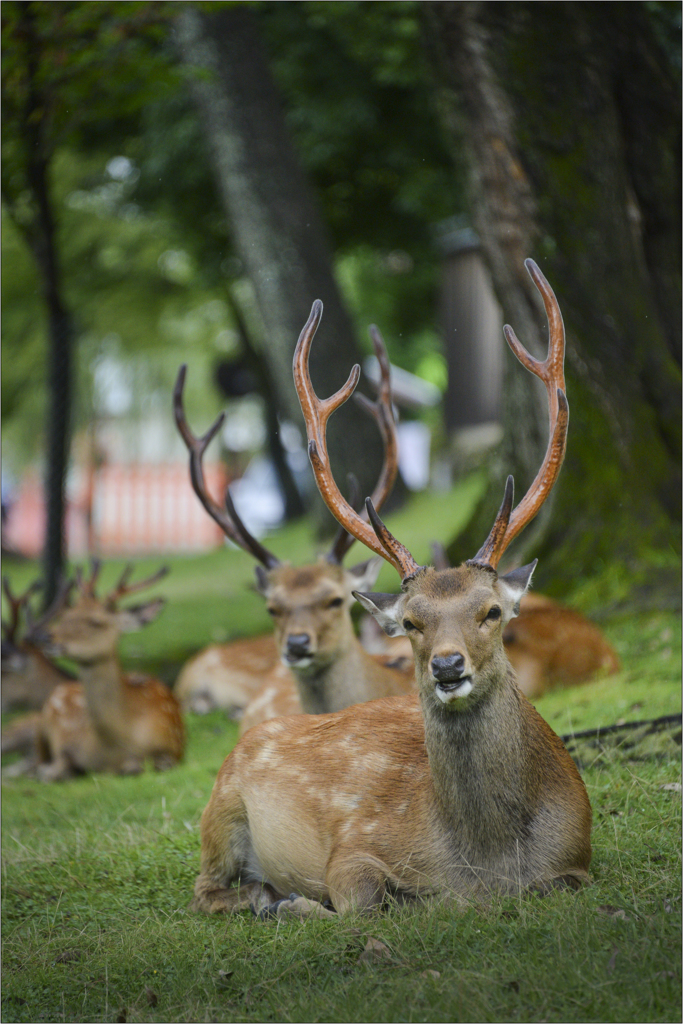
191,260,592,918
27,563,185,781
173,325,415,727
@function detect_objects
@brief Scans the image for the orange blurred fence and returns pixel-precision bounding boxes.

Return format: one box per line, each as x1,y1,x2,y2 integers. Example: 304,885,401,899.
4,464,227,558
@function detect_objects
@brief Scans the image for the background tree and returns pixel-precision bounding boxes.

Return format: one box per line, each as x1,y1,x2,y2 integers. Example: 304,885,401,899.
423,1,681,602
1,0,177,601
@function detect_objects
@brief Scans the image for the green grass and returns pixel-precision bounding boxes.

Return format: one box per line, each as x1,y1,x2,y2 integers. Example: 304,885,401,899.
2,477,681,1023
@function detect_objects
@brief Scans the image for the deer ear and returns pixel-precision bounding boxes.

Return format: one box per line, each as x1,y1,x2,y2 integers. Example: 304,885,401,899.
116,598,166,633
346,557,382,593
353,591,405,637
499,560,538,618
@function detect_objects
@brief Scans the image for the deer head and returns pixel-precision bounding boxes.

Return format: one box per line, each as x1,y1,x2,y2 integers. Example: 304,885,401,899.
174,324,399,678
36,562,168,664
293,258,567,713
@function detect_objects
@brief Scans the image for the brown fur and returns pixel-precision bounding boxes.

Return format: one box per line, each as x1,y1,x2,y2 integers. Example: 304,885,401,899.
175,635,280,715
237,560,414,734
192,563,591,915
28,594,185,781
2,639,74,713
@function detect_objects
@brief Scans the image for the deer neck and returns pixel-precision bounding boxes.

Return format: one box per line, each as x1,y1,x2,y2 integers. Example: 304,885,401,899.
76,654,129,742
421,669,534,853
290,629,374,715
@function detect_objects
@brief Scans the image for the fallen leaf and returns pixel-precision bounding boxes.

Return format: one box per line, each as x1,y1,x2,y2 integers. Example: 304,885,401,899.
659,783,681,792
419,969,441,979
358,937,392,964
597,905,630,920
606,946,619,974
145,987,158,1007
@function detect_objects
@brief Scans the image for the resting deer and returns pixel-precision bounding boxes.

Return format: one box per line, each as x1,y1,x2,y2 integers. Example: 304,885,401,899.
1,578,74,714
191,260,592,918
361,543,620,699
173,326,415,727
28,563,185,781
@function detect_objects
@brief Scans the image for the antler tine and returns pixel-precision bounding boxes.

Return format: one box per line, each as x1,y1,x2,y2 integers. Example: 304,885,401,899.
294,301,415,576
105,564,170,610
87,557,103,599
173,365,280,566
365,499,424,583
473,259,569,569
326,473,361,565
25,577,74,640
2,576,22,642
352,323,399,518
223,487,280,570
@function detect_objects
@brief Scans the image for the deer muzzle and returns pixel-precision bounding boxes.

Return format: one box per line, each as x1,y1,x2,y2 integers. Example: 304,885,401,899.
284,633,313,666
430,653,473,702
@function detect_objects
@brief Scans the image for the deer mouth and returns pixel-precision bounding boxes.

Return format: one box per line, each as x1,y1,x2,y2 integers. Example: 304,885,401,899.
435,676,473,702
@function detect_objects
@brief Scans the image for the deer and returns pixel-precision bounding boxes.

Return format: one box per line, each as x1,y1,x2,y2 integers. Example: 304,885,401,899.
190,259,592,919
24,562,185,782
172,324,415,727
1,578,75,714
361,542,620,699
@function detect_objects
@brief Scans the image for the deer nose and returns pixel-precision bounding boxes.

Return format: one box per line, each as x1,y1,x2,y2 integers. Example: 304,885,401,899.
286,634,312,658
431,653,466,682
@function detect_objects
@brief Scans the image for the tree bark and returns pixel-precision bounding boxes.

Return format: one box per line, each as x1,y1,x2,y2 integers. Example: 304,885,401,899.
9,2,73,605
423,1,681,597
174,6,385,529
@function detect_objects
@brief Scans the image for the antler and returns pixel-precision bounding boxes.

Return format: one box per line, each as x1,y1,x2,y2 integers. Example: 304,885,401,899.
173,365,280,569
2,577,42,643
324,322,399,565
293,300,423,580
472,258,568,568
104,564,170,611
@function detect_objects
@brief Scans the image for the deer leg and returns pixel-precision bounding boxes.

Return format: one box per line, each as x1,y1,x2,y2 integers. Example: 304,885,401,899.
325,852,391,915
191,877,281,915
118,757,144,775
152,753,178,772
36,755,76,782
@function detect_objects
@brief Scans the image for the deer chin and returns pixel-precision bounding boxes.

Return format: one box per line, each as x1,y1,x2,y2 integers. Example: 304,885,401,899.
282,653,315,670
434,676,474,704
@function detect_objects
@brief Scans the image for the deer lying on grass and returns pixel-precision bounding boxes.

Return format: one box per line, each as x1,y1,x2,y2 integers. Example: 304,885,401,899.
190,260,591,918
173,326,415,727
362,544,619,699
1,578,74,713
24,563,185,781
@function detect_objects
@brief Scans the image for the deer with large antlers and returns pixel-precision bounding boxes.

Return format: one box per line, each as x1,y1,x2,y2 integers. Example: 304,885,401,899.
190,260,591,918
25,562,185,781
173,327,414,726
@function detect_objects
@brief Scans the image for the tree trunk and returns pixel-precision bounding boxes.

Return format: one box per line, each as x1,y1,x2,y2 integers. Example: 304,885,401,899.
14,2,73,605
174,6,385,530
424,1,681,599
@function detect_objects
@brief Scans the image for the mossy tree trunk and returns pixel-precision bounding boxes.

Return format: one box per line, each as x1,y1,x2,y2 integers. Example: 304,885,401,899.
424,1,681,596
175,6,385,530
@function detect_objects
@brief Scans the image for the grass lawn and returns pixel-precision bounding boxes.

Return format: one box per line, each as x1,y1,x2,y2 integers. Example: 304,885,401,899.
2,478,681,1023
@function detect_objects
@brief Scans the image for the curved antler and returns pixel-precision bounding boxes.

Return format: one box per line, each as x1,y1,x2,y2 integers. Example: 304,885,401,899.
472,259,569,568
325,322,400,565
293,301,422,580
173,365,280,569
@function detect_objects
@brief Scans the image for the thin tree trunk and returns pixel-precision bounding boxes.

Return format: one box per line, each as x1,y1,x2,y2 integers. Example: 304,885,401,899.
175,6,385,529
18,2,73,605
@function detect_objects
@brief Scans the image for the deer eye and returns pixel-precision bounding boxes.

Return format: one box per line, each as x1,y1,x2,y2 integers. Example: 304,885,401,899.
327,597,344,609
266,606,280,618
402,619,419,633
484,606,501,623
